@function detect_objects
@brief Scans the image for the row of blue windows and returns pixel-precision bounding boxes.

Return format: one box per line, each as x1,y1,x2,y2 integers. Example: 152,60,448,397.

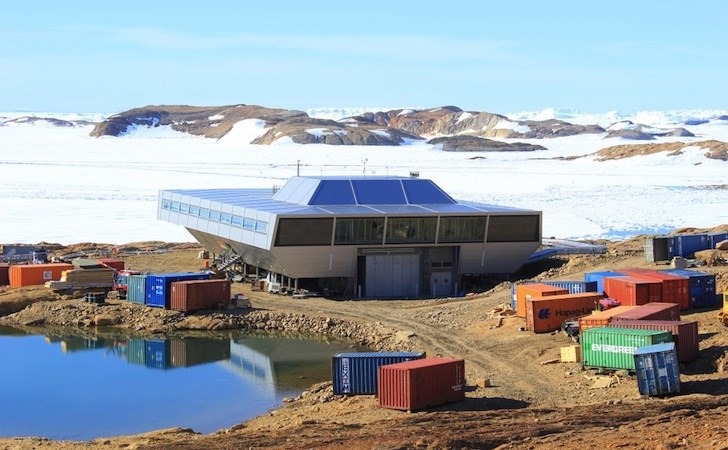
162,200,267,234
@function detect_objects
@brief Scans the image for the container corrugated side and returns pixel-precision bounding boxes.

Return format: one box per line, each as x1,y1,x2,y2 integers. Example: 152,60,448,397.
708,232,728,249
9,263,74,287
378,358,465,411
125,338,146,365
581,327,673,371
126,274,147,304
634,342,680,396
610,320,698,363
584,271,626,295
332,352,426,395
604,276,662,306
579,306,640,331
676,234,710,257
0,264,9,285
145,272,211,308
661,269,717,308
526,292,601,333
514,284,569,317
170,338,231,367
511,281,597,311
620,268,689,310
170,279,231,312
612,302,680,322
145,340,170,370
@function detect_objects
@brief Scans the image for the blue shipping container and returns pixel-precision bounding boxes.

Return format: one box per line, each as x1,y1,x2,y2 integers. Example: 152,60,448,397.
126,274,147,305
676,234,710,257
510,280,598,310
708,232,728,249
332,352,426,395
145,340,170,370
584,271,625,295
145,272,211,308
634,342,680,396
661,269,717,308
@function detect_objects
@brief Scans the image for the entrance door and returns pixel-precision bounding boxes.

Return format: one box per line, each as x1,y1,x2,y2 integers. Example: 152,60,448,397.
430,271,453,297
365,254,420,298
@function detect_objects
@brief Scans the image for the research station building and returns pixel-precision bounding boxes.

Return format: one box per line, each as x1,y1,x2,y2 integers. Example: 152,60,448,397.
158,176,542,298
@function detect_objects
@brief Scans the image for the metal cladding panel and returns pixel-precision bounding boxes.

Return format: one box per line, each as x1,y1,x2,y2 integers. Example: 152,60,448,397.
514,284,569,317
676,234,710,257
584,271,626,295
352,180,407,205
620,268,690,310
126,275,147,304
145,340,170,370
634,342,680,396
0,265,9,285
145,272,211,308
661,269,717,308
308,180,356,205
526,293,602,333
708,232,728,248
610,320,699,363
378,358,465,411
612,303,681,322
9,263,74,287
603,276,662,306
170,279,231,312
578,306,639,331
170,338,231,368
331,352,426,395
581,327,673,371
401,179,456,204
125,339,146,365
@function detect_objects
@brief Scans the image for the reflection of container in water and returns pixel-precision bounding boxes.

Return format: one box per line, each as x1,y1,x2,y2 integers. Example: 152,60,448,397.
145,340,170,370
170,338,231,367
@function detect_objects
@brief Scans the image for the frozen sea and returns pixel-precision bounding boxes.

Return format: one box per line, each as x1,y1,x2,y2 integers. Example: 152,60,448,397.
0,110,727,245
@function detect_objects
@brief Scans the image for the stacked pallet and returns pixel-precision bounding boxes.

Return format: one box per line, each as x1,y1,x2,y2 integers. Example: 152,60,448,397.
45,268,115,290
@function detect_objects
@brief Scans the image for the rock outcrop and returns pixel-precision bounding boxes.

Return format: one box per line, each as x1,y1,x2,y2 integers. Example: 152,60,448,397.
252,117,421,145
594,139,728,161
427,135,546,152
1,116,94,127
604,121,695,140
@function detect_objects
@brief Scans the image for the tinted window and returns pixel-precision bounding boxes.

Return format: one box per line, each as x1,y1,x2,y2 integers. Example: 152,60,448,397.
438,217,486,243
487,215,540,242
275,218,333,246
335,218,385,244
386,217,437,244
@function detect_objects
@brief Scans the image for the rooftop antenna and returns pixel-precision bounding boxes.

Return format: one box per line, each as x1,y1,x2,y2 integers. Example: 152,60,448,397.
297,160,300,177
362,158,368,176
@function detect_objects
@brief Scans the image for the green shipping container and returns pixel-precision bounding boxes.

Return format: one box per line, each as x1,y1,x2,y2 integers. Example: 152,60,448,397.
581,327,673,371
126,274,147,304
126,338,146,366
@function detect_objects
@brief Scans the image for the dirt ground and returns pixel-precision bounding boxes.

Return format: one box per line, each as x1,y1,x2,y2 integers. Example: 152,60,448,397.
1,237,728,449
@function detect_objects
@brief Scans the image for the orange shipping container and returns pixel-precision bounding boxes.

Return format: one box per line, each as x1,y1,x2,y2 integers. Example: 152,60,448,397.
170,279,231,312
526,292,602,333
619,268,690,310
603,276,661,306
9,263,74,287
578,306,639,331
514,283,569,317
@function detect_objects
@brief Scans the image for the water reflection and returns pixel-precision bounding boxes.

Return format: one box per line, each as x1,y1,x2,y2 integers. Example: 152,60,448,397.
0,327,359,440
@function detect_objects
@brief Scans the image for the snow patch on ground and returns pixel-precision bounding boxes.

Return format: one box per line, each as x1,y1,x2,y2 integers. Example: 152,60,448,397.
494,120,532,133
370,129,391,138
457,112,473,123
217,119,268,144
306,128,333,138
208,114,225,121
120,124,199,139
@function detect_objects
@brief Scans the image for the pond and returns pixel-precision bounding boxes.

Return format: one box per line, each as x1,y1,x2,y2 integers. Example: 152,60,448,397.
0,326,359,440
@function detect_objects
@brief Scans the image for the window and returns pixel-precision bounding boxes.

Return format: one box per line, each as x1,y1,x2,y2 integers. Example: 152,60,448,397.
180,203,190,214
189,205,199,216
438,217,486,243
243,218,255,231
334,218,385,245
275,218,333,246
487,215,540,242
220,213,232,224
199,208,210,219
232,215,243,227
386,217,437,244
255,221,267,233
170,201,180,212
162,200,171,210
209,210,221,222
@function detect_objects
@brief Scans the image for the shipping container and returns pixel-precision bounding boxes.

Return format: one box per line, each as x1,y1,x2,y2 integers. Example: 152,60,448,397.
9,263,74,287
96,258,125,272
708,232,728,249
126,274,147,304
378,358,465,411
145,340,170,370
526,292,602,333
513,284,569,317
612,302,680,322
662,269,717,308
578,306,639,331
511,281,598,311
170,279,231,312
644,236,675,263
332,352,427,395
581,327,673,371
125,338,146,365
0,264,9,285
610,320,698,363
676,234,710,257
170,338,231,367
634,342,680,396
145,272,211,308
620,268,690,310
604,276,662,306
584,271,625,295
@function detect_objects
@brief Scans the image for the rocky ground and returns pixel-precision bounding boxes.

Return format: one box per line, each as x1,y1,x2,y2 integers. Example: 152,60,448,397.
1,237,728,449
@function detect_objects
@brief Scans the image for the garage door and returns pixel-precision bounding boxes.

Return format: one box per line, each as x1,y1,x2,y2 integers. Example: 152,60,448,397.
365,254,420,298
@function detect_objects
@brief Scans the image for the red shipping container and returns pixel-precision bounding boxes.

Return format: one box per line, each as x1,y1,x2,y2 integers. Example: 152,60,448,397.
603,276,661,306
609,320,698,363
620,268,690,310
378,357,465,412
526,292,602,333
96,258,125,272
0,264,9,285
579,306,639,331
170,279,231,312
612,302,680,322
9,263,74,287
514,284,569,317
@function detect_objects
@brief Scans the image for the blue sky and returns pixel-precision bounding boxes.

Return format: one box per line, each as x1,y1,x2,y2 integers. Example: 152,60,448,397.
1,1,726,113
